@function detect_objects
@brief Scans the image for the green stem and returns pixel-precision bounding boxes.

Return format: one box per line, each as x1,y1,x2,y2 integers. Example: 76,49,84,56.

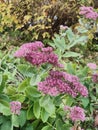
46,121,56,130
11,115,13,130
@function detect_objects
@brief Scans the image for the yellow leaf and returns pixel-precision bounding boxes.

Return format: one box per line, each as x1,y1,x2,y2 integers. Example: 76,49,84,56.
15,24,24,30
24,15,32,22
42,32,50,38
0,26,4,32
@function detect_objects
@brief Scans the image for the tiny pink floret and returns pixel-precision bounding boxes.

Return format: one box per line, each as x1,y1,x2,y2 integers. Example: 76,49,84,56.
60,25,68,30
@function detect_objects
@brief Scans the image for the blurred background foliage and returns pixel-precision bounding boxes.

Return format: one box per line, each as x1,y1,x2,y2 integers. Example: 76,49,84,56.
0,0,96,46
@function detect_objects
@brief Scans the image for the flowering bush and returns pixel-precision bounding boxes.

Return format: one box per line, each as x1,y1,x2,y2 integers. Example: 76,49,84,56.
0,39,97,130
0,3,98,130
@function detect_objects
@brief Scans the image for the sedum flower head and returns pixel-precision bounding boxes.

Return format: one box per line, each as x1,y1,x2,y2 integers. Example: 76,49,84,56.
70,106,85,122
79,6,98,20
14,41,62,67
64,106,86,122
87,63,97,70
38,70,88,97
10,101,21,115
14,41,44,57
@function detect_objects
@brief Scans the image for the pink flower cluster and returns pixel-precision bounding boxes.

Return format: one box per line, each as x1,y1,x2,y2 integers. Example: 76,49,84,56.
87,63,97,70
92,73,98,83
10,101,21,115
60,25,68,30
14,41,62,67
38,70,88,97
64,106,86,122
79,6,98,20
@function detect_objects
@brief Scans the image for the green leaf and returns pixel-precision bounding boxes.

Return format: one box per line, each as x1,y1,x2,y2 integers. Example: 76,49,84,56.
10,93,25,102
1,121,11,130
33,101,41,118
12,114,19,127
0,73,2,85
32,120,40,130
41,108,50,122
53,35,66,53
81,98,89,108
25,86,41,100
39,96,50,107
41,125,53,130
25,124,33,130
77,26,88,33
48,42,56,48
77,66,89,78
0,115,3,125
0,99,9,107
6,86,17,95
39,96,55,115
27,105,34,120
63,124,72,130
0,94,10,102
63,52,80,58
81,67,89,76
18,64,36,77
17,64,29,76
0,75,8,93
54,96,62,106
17,64,29,77
18,78,30,92
26,66,37,77
56,119,71,130
63,96,74,106
19,110,26,127
0,99,11,115
30,74,41,86
67,35,87,49
66,63,76,74
66,28,75,43
54,49,62,59
56,119,63,130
